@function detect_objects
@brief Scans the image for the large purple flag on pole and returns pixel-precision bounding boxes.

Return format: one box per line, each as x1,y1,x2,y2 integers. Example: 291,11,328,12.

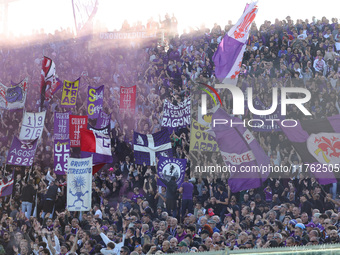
211,108,270,193
213,2,258,83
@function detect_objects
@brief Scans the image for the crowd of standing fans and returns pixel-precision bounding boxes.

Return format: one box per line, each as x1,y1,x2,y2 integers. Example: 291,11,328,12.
0,13,340,255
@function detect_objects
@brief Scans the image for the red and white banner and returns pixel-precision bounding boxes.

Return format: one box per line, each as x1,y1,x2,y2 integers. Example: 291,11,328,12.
69,115,88,147
120,85,136,114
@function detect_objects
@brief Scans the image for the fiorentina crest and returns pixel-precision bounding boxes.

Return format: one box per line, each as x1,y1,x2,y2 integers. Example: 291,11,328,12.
307,133,340,164
157,156,187,188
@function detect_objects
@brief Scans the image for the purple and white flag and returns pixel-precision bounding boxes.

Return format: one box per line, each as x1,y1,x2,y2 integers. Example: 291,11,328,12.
213,2,258,83
251,97,282,132
157,156,187,188
87,85,104,120
54,139,70,175
95,110,111,129
7,136,38,166
162,97,191,133
54,112,70,140
134,129,173,166
212,108,270,193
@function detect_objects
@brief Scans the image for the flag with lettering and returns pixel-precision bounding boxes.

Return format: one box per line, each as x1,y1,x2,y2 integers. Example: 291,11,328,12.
67,157,92,211
211,108,270,193
40,57,60,110
7,137,38,166
87,85,104,119
54,139,70,175
190,119,219,152
87,124,110,137
157,156,187,188
120,86,136,114
80,129,112,174
134,129,173,166
19,111,46,141
162,97,191,133
69,115,88,147
0,78,28,110
213,2,258,83
279,115,339,184
95,110,111,129
61,78,80,108
54,112,70,140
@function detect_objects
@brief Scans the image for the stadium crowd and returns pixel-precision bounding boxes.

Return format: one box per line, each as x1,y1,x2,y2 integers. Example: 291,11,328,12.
0,12,340,255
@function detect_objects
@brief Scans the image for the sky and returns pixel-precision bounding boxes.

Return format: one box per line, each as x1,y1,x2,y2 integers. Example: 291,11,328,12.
2,0,340,36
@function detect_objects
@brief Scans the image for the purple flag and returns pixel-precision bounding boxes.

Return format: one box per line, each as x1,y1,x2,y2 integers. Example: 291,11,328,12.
7,137,38,166
251,97,282,132
157,156,186,188
161,98,191,134
87,85,104,120
134,129,173,166
212,108,270,193
95,110,111,129
54,112,70,140
54,139,70,175
279,116,339,185
213,2,258,83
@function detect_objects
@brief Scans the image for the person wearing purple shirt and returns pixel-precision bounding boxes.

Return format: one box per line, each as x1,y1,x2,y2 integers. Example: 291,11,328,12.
175,224,187,243
179,177,194,219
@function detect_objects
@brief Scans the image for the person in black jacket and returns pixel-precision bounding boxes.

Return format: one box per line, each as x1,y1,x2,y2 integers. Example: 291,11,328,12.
299,194,313,217
156,174,178,217
41,180,61,219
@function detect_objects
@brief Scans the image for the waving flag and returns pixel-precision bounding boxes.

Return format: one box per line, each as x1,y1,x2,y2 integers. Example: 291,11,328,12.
40,57,60,110
0,78,28,110
72,0,99,35
279,115,339,184
134,129,173,166
80,129,112,174
211,108,270,193
213,2,258,83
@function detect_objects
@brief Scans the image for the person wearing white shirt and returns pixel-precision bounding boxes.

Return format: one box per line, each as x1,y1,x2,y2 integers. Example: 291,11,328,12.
313,54,327,76
97,223,126,255
94,204,103,219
